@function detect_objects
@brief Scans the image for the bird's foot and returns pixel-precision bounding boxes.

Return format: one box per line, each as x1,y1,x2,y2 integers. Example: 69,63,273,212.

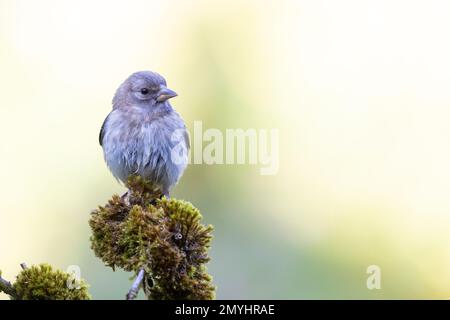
121,191,131,206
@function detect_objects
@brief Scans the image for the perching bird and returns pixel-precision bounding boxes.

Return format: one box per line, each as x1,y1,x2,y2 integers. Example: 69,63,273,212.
99,71,189,198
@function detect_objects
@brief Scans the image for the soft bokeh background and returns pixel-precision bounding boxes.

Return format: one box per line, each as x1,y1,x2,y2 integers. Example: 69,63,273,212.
1,0,450,299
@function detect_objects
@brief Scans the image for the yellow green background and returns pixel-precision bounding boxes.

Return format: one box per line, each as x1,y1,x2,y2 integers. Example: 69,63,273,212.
1,0,450,299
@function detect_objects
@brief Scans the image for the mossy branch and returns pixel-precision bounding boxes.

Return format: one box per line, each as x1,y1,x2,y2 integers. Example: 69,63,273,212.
89,175,216,300
1,176,216,300
0,263,91,300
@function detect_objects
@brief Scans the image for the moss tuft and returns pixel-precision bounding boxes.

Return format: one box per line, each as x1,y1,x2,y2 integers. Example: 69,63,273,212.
11,264,90,300
89,175,215,300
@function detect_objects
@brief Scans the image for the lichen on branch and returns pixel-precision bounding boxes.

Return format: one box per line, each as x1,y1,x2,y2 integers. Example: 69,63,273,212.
0,264,90,300
89,175,216,300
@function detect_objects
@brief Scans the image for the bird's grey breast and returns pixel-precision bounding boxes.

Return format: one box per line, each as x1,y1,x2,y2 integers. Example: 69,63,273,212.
101,107,189,190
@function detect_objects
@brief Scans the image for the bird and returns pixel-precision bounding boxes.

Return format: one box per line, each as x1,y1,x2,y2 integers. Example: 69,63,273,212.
99,71,190,198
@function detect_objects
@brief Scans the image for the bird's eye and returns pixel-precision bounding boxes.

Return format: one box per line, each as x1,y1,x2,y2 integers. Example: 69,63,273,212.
140,88,150,95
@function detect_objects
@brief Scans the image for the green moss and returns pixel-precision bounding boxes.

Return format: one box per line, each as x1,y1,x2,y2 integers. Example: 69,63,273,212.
10,264,90,300
89,176,215,300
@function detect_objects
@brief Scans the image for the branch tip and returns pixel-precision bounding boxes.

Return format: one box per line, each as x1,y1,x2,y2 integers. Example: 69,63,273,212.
126,268,145,300
0,274,18,299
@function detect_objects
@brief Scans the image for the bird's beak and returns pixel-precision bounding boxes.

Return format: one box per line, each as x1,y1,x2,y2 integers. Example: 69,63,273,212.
156,86,178,102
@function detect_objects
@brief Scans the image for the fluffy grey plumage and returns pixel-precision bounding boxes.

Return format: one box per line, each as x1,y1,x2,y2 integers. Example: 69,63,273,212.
100,71,189,197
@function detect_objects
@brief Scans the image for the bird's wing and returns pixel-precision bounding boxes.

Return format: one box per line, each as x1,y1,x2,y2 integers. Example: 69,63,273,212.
99,113,110,146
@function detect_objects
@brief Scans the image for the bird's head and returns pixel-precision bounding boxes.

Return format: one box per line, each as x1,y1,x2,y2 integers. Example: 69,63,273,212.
113,71,177,110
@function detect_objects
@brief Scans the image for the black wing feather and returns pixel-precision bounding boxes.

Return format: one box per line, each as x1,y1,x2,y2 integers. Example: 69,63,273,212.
99,114,109,146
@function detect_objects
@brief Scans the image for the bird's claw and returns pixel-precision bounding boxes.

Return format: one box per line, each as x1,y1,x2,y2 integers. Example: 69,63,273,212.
121,191,131,206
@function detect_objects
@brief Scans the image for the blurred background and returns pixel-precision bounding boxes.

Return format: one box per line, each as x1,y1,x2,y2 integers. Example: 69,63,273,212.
1,0,450,299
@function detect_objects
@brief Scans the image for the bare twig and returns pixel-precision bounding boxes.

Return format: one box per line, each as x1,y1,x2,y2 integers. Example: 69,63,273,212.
126,268,145,300
0,274,17,299
0,263,28,299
